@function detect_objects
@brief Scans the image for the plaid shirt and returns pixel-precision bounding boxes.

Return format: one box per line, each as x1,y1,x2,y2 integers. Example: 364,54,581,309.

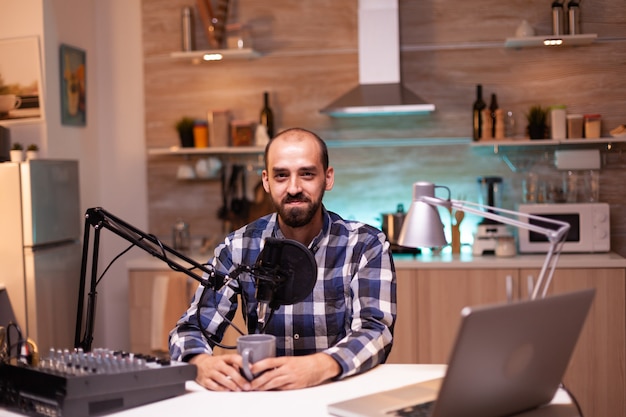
169,207,397,379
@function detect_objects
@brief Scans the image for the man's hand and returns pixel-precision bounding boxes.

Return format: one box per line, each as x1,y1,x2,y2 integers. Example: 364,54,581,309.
189,353,251,392
248,352,341,391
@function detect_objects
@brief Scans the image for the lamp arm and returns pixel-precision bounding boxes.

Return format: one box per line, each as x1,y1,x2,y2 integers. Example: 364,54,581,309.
449,199,570,243
420,196,570,300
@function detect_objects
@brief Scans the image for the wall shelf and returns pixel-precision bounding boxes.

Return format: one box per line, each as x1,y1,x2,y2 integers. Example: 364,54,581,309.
148,138,471,158
148,146,265,156
471,137,626,172
148,136,626,158
163,34,620,64
169,48,260,64
471,137,626,154
504,33,597,48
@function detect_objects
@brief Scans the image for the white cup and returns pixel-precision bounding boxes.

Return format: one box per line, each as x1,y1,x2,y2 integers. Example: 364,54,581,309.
0,94,22,114
195,159,210,178
176,163,196,179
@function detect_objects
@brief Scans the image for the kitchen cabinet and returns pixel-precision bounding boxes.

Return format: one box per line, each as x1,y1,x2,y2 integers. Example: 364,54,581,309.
521,268,626,417
386,269,420,364
387,262,625,417
128,269,245,357
415,268,520,364
128,270,194,356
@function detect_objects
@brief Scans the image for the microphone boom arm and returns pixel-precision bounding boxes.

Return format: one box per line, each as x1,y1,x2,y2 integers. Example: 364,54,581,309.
74,207,230,351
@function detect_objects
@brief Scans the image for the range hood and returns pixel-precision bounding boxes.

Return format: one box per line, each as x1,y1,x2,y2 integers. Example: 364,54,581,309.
320,0,435,117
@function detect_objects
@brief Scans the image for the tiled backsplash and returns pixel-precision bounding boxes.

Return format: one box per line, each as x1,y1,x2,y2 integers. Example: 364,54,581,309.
149,141,626,256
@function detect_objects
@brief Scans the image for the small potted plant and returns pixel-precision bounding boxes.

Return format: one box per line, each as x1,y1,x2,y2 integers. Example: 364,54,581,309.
175,116,195,148
26,144,39,160
10,142,23,162
526,105,548,140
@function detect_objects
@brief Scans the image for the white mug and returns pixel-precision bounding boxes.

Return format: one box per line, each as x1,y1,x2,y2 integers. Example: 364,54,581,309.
176,163,196,179
0,94,22,114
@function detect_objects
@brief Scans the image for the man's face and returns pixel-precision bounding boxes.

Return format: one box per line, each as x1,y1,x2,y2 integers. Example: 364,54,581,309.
262,134,333,228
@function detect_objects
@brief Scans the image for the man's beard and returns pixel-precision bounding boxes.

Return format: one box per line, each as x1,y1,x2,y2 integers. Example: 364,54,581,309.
275,189,324,228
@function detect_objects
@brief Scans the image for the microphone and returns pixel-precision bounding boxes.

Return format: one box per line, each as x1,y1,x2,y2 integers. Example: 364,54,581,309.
253,238,317,328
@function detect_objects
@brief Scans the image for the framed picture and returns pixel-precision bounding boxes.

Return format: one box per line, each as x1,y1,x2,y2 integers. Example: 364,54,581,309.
0,36,44,124
60,44,86,126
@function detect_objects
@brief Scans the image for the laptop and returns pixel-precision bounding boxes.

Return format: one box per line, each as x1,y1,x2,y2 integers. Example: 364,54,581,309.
328,289,595,417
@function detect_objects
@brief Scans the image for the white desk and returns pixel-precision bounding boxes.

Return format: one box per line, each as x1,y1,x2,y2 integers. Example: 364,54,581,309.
0,364,579,417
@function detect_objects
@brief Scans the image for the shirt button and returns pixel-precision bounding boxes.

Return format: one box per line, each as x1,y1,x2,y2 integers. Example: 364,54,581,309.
294,334,300,340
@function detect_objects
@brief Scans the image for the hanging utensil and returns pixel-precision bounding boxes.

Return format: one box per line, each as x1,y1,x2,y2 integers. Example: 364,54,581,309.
195,0,230,49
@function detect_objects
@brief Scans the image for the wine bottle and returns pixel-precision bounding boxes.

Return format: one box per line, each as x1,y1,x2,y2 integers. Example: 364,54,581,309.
259,91,274,139
489,93,499,138
472,85,486,141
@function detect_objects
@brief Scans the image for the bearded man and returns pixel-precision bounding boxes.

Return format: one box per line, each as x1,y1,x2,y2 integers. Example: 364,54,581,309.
169,128,396,392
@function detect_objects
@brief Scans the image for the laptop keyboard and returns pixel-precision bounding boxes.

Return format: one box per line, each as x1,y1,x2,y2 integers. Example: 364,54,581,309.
387,400,435,417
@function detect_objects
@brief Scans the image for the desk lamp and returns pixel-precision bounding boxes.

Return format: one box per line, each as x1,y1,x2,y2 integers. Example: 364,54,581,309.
398,182,570,299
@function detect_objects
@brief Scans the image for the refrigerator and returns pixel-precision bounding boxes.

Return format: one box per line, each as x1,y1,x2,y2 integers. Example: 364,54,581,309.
0,160,82,354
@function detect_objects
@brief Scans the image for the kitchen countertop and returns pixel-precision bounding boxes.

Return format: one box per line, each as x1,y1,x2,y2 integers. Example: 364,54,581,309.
126,251,626,271
393,251,626,269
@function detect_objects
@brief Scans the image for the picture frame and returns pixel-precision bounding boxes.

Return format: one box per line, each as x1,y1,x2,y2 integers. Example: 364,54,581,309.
60,44,86,126
0,36,44,124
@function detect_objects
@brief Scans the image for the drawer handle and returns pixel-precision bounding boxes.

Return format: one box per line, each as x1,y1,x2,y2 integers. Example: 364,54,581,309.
505,275,513,303
527,275,535,299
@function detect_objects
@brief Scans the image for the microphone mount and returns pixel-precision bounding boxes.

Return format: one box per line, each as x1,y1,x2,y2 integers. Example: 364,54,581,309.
74,207,232,352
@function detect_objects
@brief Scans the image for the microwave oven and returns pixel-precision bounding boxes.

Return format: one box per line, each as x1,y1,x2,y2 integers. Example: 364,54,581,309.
517,203,610,253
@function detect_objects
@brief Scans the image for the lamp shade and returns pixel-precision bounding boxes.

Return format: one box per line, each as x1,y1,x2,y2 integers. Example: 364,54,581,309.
397,182,448,248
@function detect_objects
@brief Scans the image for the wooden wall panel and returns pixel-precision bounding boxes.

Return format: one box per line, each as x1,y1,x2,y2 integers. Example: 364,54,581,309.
142,0,626,256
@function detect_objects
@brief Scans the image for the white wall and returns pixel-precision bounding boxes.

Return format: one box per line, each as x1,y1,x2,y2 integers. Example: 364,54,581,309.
91,0,147,350
0,0,147,350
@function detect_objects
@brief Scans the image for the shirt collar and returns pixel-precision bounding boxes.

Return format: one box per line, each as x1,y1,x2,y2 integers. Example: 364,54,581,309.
271,205,330,254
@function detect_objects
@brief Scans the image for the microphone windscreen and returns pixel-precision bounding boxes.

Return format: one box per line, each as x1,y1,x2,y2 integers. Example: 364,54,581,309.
256,238,317,306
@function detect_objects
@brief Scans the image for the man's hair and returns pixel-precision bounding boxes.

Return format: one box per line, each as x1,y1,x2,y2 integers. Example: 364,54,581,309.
264,128,329,171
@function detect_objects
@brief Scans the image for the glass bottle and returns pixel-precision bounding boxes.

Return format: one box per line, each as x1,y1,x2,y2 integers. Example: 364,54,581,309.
489,93,499,138
181,7,195,52
568,0,581,35
551,1,566,36
172,219,190,252
472,85,486,141
259,91,274,139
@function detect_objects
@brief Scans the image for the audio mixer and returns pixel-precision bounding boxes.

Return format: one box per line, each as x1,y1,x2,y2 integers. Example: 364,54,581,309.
0,348,196,417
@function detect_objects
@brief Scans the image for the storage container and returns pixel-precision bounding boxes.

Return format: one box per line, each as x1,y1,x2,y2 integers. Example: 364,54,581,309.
566,114,584,139
550,105,567,139
584,114,601,138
